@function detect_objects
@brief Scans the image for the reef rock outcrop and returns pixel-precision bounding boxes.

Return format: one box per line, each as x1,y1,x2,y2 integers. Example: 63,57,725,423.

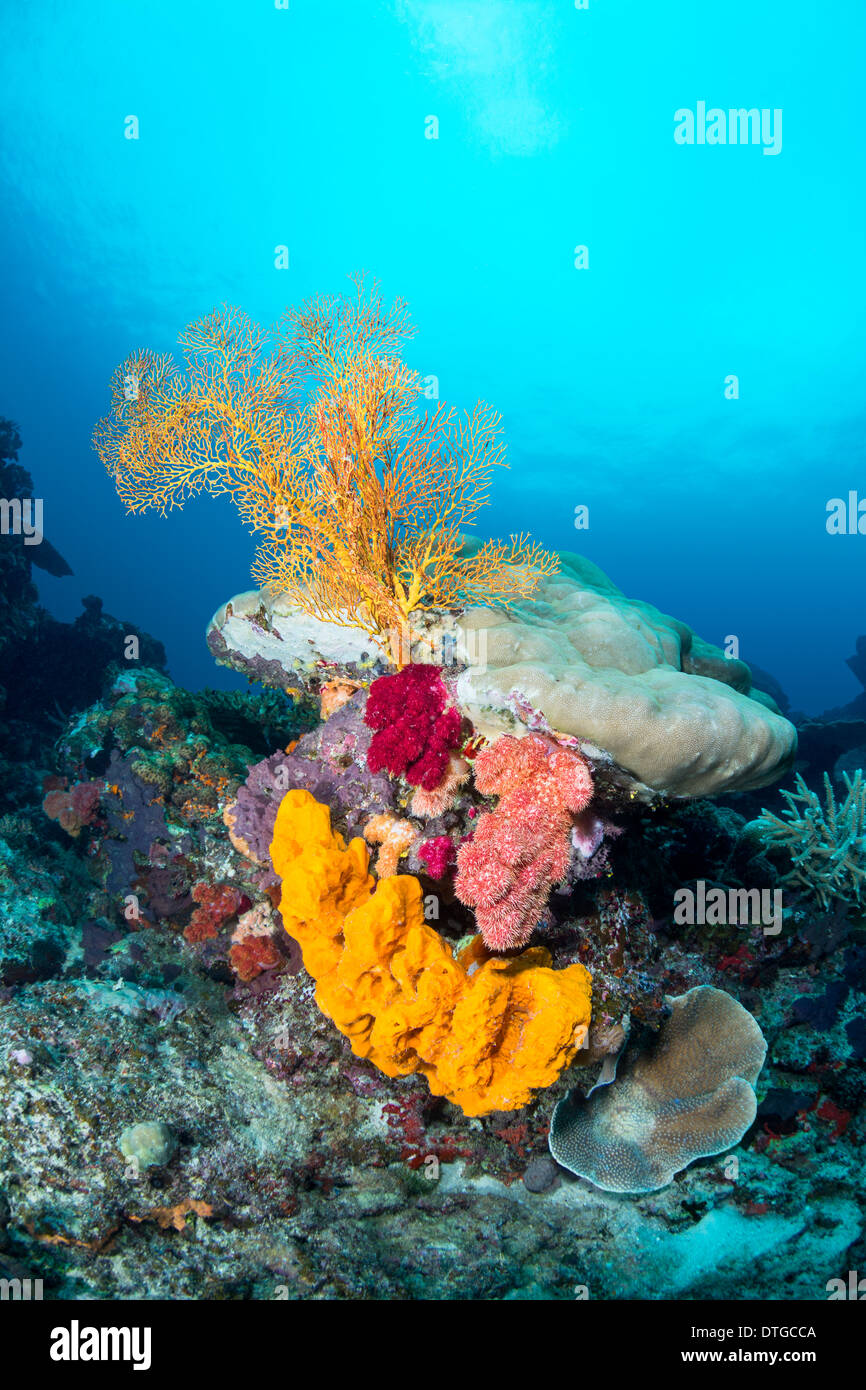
208,551,796,800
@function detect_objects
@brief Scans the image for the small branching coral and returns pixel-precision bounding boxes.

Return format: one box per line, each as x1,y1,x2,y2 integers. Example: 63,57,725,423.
94,277,558,663
752,771,866,911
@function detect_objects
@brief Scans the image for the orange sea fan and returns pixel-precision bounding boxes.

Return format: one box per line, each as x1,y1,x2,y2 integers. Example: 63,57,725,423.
94,276,559,663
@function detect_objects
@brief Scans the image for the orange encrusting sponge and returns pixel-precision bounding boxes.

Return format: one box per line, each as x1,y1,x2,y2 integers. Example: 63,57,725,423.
270,789,592,1117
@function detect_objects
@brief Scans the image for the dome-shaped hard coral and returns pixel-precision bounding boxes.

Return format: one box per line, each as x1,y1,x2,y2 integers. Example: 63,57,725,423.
548,985,767,1193
208,548,796,799
454,551,797,798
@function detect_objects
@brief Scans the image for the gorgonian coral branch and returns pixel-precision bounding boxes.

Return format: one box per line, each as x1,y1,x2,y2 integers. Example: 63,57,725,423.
94,277,559,660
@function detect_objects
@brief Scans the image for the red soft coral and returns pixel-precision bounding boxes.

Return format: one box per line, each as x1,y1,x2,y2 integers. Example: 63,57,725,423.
42,779,103,838
229,935,284,982
185,882,249,943
365,664,462,790
455,734,593,951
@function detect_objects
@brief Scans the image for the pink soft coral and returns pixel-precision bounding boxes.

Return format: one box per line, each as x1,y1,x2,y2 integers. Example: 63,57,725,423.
410,752,469,817
455,734,593,952
185,882,249,943
418,835,457,879
365,664,461,791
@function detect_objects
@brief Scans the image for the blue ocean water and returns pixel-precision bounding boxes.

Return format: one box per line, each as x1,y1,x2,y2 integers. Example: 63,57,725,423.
1,0,864,711
3,6,866,1326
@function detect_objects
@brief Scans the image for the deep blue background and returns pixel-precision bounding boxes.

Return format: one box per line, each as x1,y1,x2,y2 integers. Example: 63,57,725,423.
1,0,864,712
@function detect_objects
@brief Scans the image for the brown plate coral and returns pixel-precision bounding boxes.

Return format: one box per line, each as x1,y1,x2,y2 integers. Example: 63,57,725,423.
548,985,767,1193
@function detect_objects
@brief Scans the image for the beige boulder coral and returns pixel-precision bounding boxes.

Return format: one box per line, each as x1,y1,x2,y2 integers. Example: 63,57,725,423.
453,551,796,797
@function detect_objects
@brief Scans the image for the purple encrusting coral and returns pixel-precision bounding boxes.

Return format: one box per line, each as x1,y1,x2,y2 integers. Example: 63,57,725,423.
229,691,398,872
102,749,193,903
